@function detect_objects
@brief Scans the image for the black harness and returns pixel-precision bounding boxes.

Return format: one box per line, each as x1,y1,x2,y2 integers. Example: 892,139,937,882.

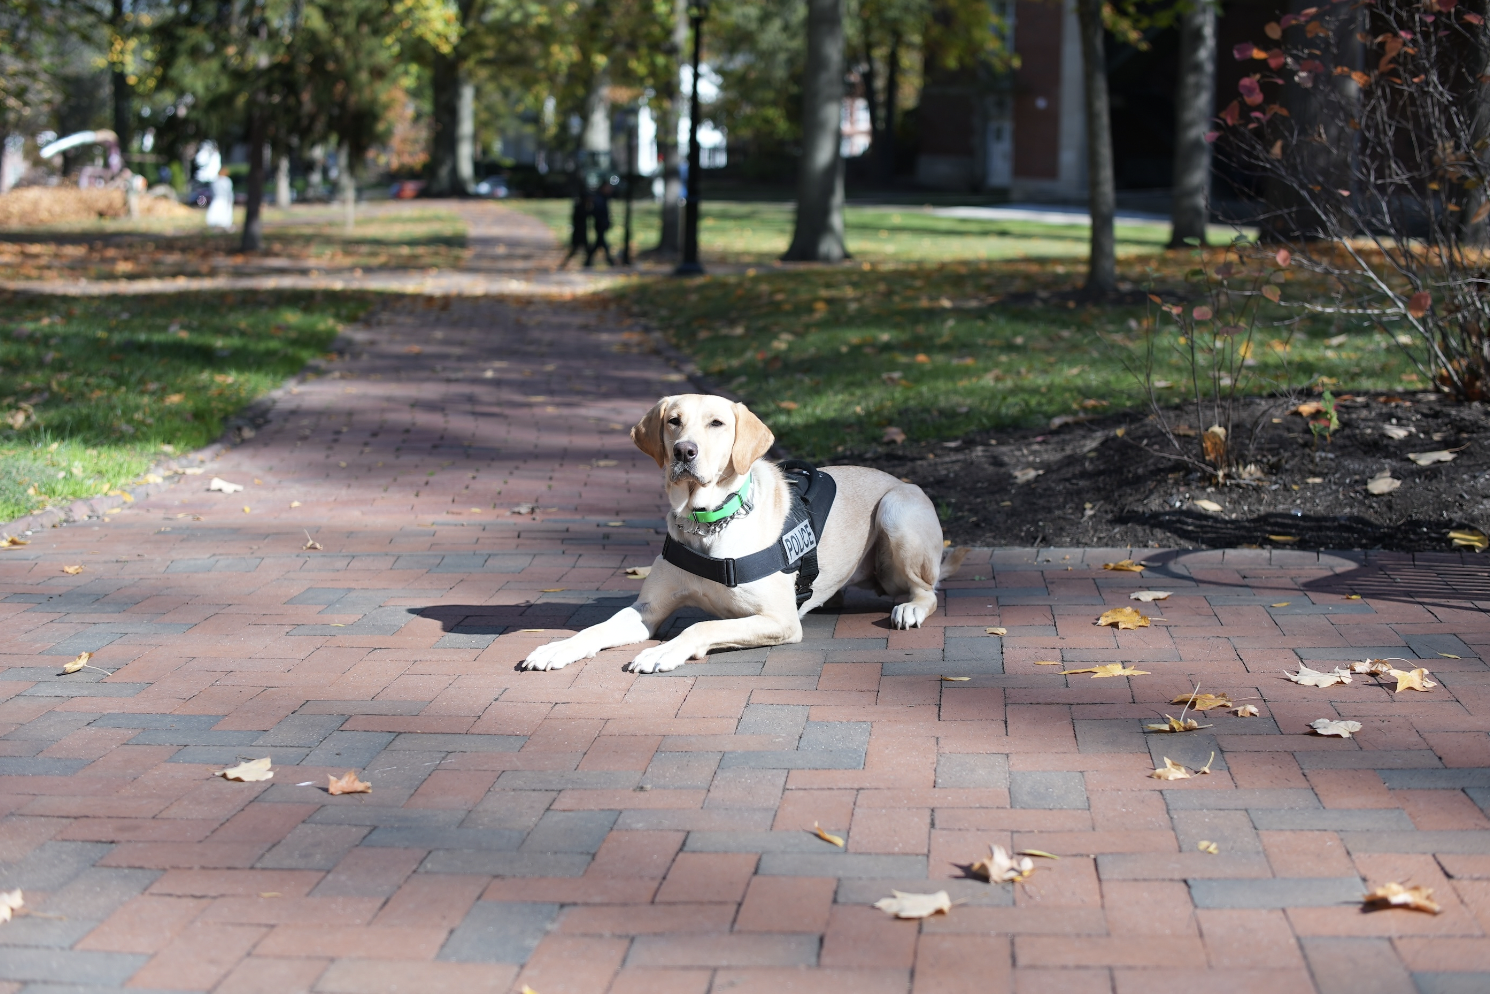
661,460,837,607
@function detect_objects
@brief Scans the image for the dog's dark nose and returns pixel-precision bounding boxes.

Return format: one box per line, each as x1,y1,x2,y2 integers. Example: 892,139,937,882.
673,440,698,463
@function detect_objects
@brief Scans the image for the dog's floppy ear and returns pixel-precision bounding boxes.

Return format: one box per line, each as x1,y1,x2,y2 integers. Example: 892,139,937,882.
730,402,774,476
631,398,670,468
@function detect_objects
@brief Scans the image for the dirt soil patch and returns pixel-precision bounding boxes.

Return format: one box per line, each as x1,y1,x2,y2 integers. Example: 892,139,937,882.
844,393,1490,552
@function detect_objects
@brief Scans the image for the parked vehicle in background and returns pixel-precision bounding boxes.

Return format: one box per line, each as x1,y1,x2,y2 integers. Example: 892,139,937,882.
473,175,509,198
390,179,424,199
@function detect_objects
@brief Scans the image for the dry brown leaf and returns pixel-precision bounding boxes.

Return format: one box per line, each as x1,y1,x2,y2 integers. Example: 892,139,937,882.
1198,840,1220,855
874,890,953,919
1286,663,1354,688
1097,607,1151,630
1388,667,1437,693
215,757,274,782
882,426,906,444
1408,449,1457,466
1,536,28,547
1146,714,1210,733
624,566,651,578
1193,499,1224,512
0,889,23,923
985,627,1007,636
61,651,94,674
1198,751,1216,774
1367,475,1401,495
1294,402,1325,417
1231,704,1260,717
1130,590,1172,602
1102,559,1146,572
941,676,970,682
969,845,1034,883
302,530,322,551
1351,659,1396,675
1363,882,1442,914
1172,692,1233,711
1062,663,1151,678
62,565,84,575
327,770,371,795
812,822,845,848
1310,718,1363,738
1150,757,1192,780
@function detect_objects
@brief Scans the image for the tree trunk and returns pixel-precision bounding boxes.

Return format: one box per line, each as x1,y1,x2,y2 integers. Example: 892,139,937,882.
341,143,356,231
241,113,266,252
1076,0,1115,294
111,0,131,154
655,0,688,254
428,51,464,195
276,154,292,207
879,33,899,185
1169,1,1216,247
784,0,848,262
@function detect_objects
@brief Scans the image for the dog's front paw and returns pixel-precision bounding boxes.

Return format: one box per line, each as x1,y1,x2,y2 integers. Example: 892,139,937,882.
627,643,690,674
890,603,928,629
521,638,590,671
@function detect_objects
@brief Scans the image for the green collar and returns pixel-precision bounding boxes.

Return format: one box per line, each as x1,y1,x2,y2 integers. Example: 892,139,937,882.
689,470,752,523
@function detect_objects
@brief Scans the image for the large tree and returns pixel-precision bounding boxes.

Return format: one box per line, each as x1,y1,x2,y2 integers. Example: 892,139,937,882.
1076,0,1116,294
1168,1,1217,246
783,0,847,261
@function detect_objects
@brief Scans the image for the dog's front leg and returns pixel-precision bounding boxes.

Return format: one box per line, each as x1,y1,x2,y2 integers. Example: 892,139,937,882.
628,610,801,674
520,590,681,672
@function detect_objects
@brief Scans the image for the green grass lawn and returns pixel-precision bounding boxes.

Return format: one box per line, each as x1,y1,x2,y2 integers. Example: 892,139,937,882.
619,261,1423,461
0,289,373,523
504,197,1235,264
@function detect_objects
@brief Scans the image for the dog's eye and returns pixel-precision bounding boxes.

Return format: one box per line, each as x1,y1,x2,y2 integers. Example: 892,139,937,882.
708,419,724,427
667,417,682,426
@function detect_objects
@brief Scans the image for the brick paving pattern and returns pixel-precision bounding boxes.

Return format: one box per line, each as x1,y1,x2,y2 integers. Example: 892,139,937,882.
1,206,1489,992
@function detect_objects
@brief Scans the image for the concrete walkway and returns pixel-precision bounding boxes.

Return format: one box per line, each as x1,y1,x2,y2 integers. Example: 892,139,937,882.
0,207,1488,994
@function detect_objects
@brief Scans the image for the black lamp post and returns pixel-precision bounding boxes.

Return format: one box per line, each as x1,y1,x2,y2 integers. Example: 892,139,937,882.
675,0,708,276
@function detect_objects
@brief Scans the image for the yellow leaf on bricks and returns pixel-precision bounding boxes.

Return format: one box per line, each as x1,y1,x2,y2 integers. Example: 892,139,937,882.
1017,850,1060,860
1172,692,1233,710
1,535,27,547
1150,757,1193,780
969,845,1034,883
62,565,84,575
1363,882,1442,914
1271,602,1291,608
874,890,953,918
61,652,94,674
941,676,970,682
812,822,845,848
1286,663,1353,687
215,757,273,782
1097,607,1150,630
1231,705,1260,717
985,627,1007,636
327,770,371,795
1102,559,1145,572
1062,663,1151,678
1033,660,1062,665
540,588,565,593
1388,667,1436,692
1198,841,1220,855
1146,714,1209,733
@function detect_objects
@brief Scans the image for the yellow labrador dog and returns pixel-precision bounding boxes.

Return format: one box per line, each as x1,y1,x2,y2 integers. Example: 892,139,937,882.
521,394,964,673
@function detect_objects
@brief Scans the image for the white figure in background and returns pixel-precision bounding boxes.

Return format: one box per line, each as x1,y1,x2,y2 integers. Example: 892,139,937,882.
205,168,234,230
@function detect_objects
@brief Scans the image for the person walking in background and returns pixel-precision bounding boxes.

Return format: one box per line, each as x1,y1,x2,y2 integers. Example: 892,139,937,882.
205,167,234,231
585,184,615,267
559,191,591,268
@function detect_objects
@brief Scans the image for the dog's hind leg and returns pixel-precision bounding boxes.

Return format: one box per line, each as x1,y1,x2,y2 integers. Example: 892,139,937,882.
872,483,945,629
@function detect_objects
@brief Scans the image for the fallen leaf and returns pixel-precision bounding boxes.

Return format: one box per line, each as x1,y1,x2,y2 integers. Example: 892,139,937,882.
1033,660,1062,665
1267,535,1297,543
874,890,953,919
1198,751,1216,774
1013,467,1043,484
1449,528,1489,551
1441,652,1462,659
327,770,371,795
242,506,251,514
1383,425,1412,440
812,822,845,847
302,530,321,551
1310,718,1364,738
404,344,423,354
1363,881,1442,914
1150,757,1192,780
1130,591,1172,602
1146,714,1210,732
215,757,273,782
1271,602,1292,608
1062,663,1151,678
624,566,651,578
883,426,906,444
777,400,799,410
985,627,1007,636
1294,401,1324,417
1408,450,1457,466
208,477,245,493
540,588,565,593
61,651,94,674
1198,840,1220,855
1,536,28,547
969,844,1035,883
1347,594,1362,599
1388,667,1437,692
62,565,84,575
290,500,302,508
1172,692,1233,711
0,889,23,923
1097,607,1151,630
1193,499,1224,512
1103,559,1146,572
1367,475,1401,495
941,676,971,682
1351,659,1395,674
1018,849,1060,860
1286,663,1354,688
259,892,281,898
1231,704,1260,717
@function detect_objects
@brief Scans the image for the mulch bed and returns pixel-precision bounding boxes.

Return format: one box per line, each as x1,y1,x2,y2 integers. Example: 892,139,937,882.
844,393,1490,552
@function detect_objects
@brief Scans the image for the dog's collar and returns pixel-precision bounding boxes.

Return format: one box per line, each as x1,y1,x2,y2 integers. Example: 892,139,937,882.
688,469,752,524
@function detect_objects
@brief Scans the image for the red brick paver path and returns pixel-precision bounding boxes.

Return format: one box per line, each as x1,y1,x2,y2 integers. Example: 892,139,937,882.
2,206,1489,993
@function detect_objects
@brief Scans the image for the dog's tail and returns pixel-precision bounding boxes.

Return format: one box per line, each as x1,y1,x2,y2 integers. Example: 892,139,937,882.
939,545,970,582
